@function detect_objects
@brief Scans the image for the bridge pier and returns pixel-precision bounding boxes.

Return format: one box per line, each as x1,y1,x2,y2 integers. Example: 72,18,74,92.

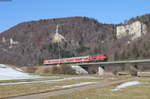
131,64,138,76
98,66,105,75
81,65,105,75
71,65,88,74
79,65,105,75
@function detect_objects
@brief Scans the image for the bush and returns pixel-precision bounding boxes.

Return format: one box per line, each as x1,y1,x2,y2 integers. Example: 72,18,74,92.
51,64,76,75
112,70,118,76
125,64,138,76
26,66,37,73
60,64,76,75
43,67,51,73
129,66,138,76
51,66,61,74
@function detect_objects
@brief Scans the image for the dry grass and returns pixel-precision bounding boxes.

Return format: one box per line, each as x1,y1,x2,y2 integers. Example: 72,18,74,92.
21,66,53,74
0,76,98,98
0,75,129,98
44,78,150,99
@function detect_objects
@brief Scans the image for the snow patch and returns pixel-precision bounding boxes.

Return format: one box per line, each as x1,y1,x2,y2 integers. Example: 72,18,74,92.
112,81,141,91
47,76,98,82
0,64,41,80
0,76,98,85
56,82,97,88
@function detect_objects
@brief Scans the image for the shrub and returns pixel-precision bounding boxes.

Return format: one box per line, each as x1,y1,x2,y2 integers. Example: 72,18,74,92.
60,64,76,75
26,66,37,73
51,66,61,74
129,66,138,76
51,64,76,75
43,67,51,73
125,64,138,76
112,70,118,76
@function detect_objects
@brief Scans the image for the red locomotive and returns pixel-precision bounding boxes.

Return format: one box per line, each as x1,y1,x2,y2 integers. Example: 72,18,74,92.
43,55,108,65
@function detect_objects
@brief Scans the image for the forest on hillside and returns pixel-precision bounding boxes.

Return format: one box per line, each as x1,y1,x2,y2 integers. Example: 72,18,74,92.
0,14,150,66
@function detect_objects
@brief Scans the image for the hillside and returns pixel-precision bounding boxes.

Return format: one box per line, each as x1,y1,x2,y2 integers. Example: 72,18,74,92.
0,17,115,66
0,14,150,66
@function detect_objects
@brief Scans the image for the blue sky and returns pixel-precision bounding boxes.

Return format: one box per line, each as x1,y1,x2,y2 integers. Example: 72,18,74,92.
0,0,150,32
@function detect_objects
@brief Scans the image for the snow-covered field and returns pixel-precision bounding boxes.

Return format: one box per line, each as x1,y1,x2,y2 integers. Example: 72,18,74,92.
55,82,97,88
0,76,98,85
0,64,41,80
112,81,141,91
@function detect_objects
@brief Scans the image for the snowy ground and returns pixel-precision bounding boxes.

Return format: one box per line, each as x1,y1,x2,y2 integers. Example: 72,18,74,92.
0,64,41,80
0,76,98,85
55,82,97,88
112,81,142,91
0,64,99,85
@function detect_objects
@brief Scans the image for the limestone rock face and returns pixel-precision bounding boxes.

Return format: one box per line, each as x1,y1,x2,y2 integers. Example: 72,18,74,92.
98,66,104,75
52,32,66,43
116,21,147,40
52,25,66,43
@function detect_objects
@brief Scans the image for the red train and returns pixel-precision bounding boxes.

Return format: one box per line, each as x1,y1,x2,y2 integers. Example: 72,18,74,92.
43,55,108,65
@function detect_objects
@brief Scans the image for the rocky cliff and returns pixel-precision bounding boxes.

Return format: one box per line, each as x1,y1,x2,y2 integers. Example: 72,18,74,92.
116,21,147,40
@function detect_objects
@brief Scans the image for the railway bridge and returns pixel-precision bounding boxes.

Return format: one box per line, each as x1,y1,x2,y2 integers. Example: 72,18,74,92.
74,59,150,75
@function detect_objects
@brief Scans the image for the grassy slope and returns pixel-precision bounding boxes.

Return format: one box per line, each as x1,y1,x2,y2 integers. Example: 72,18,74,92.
45,78,150,99
0,75,130,98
